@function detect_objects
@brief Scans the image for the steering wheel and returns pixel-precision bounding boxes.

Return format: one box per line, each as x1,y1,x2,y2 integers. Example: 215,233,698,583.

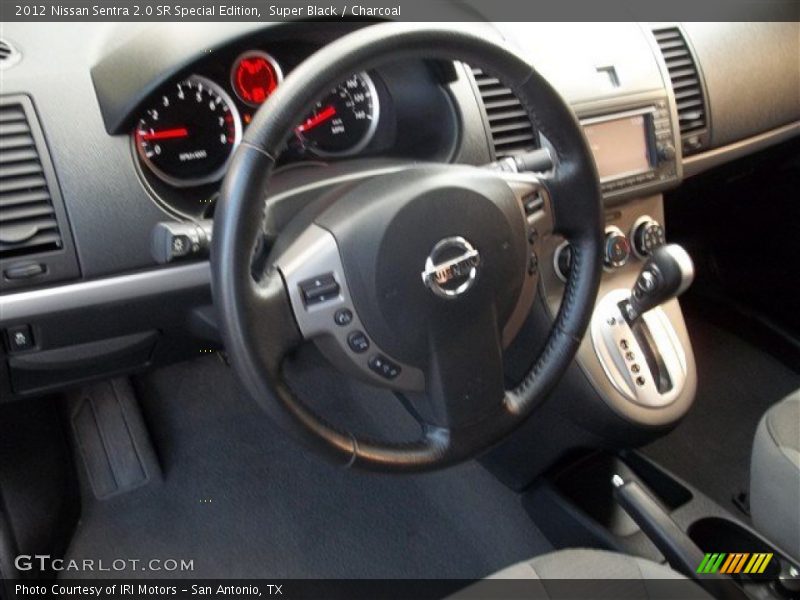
211,23,603,472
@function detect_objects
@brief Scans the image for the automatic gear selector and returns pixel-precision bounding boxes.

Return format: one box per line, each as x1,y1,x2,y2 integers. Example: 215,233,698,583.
622,244,694,324
591,244,695,408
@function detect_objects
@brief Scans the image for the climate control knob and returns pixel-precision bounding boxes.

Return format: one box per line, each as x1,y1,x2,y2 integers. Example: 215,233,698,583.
631,217,666,258
603,226,630,269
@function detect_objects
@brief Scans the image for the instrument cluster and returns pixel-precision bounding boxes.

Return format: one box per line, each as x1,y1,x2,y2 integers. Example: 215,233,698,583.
133,47,382,191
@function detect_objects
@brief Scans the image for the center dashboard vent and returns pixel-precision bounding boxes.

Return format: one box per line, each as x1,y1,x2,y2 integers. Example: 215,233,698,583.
0,102,63,258
471,67,538,159
652,26,709,155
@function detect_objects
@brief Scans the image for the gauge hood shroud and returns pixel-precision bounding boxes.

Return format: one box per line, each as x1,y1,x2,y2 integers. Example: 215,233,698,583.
89,16,478,134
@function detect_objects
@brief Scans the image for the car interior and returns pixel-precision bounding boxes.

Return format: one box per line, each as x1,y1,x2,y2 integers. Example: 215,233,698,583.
0,19,799,599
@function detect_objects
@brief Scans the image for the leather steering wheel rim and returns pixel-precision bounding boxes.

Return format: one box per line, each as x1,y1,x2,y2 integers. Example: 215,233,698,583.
211,23,603,472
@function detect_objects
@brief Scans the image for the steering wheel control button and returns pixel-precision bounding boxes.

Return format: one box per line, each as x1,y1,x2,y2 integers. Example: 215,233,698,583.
5,324,34,353
299,272,340,306
333,309,353,327
523,192,544,215
347,331,370,354
421,236,480,299
603,226,630,269
368,355,401,380
528,251,539,275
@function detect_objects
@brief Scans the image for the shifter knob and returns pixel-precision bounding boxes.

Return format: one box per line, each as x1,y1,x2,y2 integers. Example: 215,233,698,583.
623,244,694,323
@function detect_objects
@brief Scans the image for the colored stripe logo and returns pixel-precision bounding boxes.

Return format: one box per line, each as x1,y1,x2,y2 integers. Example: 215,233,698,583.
696,553,773,574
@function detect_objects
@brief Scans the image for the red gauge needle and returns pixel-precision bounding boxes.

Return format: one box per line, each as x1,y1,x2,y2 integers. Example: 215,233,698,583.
140,127,189,141
296,106,337,133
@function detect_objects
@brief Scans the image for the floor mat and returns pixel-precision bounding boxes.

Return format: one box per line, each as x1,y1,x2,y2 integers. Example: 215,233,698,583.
644,307,800,515
63,352,552,579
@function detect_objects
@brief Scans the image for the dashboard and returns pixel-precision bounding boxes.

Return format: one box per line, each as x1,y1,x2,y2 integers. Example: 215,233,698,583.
0,20,798,401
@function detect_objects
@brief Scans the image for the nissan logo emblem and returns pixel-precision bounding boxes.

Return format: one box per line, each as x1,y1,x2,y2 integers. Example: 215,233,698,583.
421,236,481,299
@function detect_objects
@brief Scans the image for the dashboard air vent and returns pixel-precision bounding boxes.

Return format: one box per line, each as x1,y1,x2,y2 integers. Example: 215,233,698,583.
652,26,708,153
0,102,64,259
471,67,538,158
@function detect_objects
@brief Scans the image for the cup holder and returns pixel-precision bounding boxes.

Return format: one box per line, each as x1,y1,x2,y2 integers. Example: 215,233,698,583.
689,517,784,579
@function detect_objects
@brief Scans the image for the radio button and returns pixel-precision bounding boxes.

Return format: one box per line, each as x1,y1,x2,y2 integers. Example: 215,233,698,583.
657,143,676,162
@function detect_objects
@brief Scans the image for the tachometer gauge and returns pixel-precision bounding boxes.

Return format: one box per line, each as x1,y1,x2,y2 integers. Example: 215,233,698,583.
134,75,241,187
296,72,379,157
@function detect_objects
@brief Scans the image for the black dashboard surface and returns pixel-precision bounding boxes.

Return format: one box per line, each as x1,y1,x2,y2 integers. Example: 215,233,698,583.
1,21,798,281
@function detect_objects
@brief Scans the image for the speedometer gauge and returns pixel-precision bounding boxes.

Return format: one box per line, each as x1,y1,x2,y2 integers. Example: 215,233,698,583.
296,72,379,157
134,75,241,187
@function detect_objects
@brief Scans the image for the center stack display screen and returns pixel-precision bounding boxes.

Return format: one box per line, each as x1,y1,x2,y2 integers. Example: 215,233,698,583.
584,114,651,181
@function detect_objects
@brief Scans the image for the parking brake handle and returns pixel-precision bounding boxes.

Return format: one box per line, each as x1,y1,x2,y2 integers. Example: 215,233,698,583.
612,475,749,600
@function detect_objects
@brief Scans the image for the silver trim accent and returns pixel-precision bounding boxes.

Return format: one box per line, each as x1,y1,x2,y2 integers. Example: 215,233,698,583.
664,244,695,297
275,224,424,392
134,75,242,188
301,72,380,158
603,226,630,270
0,263,211,323
580,106,657,127
591,289,688,408
421,236,480,299
683,121,800,178
496,172,552,347
630,215,662,260
553,240,571,283
229,50,284,107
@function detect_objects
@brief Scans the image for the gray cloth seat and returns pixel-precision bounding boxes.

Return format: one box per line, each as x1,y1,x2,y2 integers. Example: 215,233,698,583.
750,389,800,560
451,548,710,599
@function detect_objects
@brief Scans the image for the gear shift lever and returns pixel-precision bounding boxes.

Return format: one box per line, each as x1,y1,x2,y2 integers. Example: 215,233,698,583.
591,243,694,404
622,244,695,324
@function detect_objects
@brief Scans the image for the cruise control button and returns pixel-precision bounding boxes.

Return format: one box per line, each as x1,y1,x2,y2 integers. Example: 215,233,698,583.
347,331,370,354
299,273,340,306
334,309,353,326
368,354,401,380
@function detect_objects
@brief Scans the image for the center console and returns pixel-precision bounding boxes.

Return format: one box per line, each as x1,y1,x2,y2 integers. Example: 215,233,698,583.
482,24,700,491
533,67,696,427
541,191,697,429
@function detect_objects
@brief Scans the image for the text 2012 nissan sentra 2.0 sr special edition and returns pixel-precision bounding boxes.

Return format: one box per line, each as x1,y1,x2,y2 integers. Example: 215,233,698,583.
0,11,799,600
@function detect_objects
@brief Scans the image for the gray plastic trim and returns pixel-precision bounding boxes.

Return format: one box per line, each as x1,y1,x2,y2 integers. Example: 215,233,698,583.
0,262,210,323
275,224,425,392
